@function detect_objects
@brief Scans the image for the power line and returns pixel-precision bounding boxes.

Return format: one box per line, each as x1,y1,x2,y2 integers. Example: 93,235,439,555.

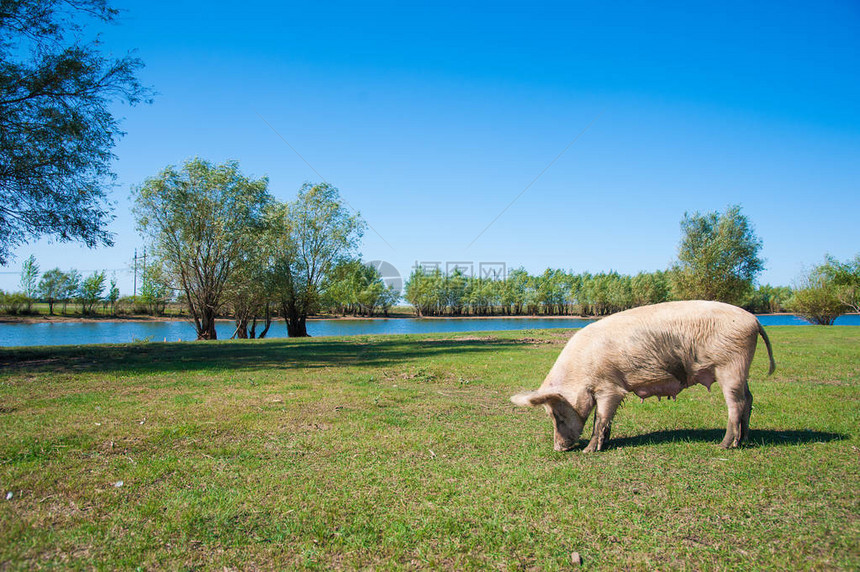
0,268,133,275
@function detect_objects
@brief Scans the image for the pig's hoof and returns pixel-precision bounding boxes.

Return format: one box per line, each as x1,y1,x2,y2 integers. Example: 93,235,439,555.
582,443,598,453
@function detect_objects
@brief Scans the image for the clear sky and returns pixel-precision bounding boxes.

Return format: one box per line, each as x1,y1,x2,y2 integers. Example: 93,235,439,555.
3,0,859,294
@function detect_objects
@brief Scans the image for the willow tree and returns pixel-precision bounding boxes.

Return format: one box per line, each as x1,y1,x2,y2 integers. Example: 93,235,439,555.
133,158,270,340
268,183,364,337
671,205,764,305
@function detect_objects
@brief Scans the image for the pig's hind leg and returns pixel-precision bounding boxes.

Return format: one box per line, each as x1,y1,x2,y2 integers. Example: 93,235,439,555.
717,360,754,448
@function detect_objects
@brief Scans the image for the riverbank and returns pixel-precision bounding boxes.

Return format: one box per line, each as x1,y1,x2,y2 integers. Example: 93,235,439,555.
0,314,189,324
5,313,858,348
0,310,821,325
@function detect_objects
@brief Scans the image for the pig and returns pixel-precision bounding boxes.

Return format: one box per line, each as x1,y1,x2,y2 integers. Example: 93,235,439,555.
510,300,776,452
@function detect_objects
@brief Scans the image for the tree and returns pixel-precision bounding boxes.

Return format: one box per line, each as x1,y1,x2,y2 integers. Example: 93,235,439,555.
107,275,120,315
79,271,106,314
671,205,764,305
535,269,568,315
19,254,39,311
323,260,359,315
820,254,860,314
139,264,170,316
443,269,468,315
0,0,150,265
323,260,394,317
133,158,271,339
269,183,365,337
501,267,530,315
580,272,631,316
404,267,444,317
467,277,500,316
353,264,397,317
60,269,81,314
631,270,671,307
744,284,792,314
38,267,65,315
224,238,275,339
789,254,859,325
375,284,399,317
789,267,843,325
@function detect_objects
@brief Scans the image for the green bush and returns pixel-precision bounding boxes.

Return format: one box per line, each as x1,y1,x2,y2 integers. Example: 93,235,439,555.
789,278,843,325
0,291,33,315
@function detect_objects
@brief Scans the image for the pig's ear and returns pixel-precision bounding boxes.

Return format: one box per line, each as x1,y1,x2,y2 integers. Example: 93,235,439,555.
511,391,569,408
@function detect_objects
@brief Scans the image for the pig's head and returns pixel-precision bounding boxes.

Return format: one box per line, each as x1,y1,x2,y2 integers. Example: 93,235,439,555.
511,390,595,451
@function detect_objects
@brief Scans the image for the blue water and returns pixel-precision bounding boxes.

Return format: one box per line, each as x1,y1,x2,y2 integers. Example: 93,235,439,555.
0,314,857,347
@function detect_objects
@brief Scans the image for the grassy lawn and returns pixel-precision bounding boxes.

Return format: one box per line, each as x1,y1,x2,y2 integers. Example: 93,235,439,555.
0,326,857,570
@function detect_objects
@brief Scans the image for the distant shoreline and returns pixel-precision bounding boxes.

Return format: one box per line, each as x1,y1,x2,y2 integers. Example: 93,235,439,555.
0,311,811,325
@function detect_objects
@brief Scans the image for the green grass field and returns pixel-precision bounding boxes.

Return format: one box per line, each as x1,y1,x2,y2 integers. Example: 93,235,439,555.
1,326,858,570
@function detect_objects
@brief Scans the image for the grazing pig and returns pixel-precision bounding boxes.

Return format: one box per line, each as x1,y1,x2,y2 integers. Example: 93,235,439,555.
511,300,776,452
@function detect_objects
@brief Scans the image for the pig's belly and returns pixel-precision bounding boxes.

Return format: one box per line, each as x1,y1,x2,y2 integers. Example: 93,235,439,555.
628,368,716,399
632,380,684,399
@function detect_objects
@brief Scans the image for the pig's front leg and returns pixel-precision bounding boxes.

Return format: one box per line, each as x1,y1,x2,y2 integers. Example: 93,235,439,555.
582,392,624,452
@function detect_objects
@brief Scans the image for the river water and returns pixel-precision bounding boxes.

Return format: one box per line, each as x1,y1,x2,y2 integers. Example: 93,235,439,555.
0,314,857,347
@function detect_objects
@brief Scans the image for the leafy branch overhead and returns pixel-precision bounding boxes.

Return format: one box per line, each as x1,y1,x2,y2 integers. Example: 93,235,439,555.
0,0,151,264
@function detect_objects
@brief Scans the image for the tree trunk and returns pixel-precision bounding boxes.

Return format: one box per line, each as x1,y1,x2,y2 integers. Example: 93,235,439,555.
282,303,310,337
234,317,248,339
258,303,273,339
286,314,309,337
198,308,218,340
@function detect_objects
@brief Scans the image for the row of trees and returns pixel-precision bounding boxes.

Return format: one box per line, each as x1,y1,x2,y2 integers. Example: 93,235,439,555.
10,251,856,326
2,248,403,323
402,204,787,317
2,255,118,315
402,267,792,317
400,205,857,324
10,182,857,331
136,194,783,336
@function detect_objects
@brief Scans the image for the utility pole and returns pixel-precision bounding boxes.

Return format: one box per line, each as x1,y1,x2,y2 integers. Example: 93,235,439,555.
133,249,138,298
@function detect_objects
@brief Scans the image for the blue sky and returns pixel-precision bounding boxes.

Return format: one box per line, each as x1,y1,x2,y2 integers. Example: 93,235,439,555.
3,0,859,294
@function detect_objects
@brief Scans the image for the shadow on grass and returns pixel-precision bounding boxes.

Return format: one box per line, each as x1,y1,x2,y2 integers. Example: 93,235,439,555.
605,428,847,449
0,335,533,375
